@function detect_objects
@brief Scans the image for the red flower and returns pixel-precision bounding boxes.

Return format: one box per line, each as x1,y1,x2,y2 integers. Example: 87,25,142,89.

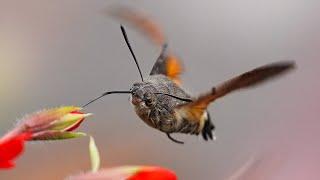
68,166,177,180
0,132,31,169
129,166,177,180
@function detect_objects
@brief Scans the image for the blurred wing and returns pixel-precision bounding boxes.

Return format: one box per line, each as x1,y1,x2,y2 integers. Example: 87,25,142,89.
108,5,184,85
108,5,165,45
150,44,183,85
175,61,295,122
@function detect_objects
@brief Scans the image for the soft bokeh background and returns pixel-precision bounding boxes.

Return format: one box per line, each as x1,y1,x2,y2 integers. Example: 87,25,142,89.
0,0,319,179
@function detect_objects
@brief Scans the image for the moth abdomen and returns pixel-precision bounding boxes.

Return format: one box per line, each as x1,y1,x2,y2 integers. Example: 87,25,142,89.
174,110,216,140
177,118,200,135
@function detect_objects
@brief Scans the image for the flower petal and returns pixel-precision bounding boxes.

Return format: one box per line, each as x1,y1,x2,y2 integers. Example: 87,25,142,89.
0,161,14,169
32,131,87,140
129,166,177,180
68,166,177,180
89,136,100,172
0,132,31,169
57,132,87,139
50,113,92,131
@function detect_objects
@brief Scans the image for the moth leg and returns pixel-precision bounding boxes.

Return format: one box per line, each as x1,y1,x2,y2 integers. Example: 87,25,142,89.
166,133,184,144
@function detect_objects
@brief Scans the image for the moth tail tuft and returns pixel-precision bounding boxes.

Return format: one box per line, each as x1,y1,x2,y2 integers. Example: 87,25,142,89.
201,112,216,141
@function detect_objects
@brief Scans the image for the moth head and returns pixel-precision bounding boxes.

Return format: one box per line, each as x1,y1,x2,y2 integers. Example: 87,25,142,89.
131,83,157,108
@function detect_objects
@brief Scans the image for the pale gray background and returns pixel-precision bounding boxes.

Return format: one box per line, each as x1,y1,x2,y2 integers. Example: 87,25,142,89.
0,0,319,179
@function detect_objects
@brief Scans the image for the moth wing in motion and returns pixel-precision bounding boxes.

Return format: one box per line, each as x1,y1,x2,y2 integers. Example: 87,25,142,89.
175,61,295,139
108,5,184,85
108,5,165,45
149,44,183,85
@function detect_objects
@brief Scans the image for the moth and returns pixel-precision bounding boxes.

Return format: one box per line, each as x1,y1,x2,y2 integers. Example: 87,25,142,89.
83,7,295,144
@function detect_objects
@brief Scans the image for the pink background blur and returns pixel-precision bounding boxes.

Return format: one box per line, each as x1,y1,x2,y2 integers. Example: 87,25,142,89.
0,0,319,179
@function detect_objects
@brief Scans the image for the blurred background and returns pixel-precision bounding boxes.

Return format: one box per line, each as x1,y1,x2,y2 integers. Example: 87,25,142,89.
0,0,319,179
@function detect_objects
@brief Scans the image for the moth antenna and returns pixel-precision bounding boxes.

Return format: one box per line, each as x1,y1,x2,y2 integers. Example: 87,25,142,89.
120,25,144,82
167,133,184,144
82,90,132,108
154,92,192,102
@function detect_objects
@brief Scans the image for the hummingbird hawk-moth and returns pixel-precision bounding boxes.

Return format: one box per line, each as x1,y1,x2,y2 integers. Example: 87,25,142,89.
83,7,295,144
